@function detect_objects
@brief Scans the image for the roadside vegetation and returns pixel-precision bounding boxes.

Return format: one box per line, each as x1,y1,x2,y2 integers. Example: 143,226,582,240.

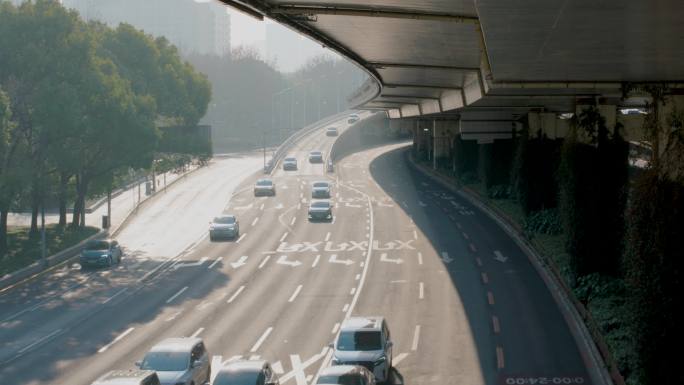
418,90,683,385
0,1,211,260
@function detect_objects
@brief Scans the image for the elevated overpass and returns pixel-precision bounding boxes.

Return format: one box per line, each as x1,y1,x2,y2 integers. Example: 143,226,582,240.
220,0,684,151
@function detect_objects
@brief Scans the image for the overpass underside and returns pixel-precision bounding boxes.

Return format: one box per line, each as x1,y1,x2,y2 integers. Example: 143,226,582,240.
219,0,684,167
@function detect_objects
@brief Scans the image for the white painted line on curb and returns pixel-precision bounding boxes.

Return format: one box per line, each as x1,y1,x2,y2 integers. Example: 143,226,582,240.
250,327,273,352
98,327,134,353
166,286,188,304
288,285,303,302
411,325,421,351
258,255,271,269
227,286,245,303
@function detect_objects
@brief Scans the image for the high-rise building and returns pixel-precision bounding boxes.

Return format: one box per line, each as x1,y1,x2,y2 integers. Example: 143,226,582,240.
60,0,231,57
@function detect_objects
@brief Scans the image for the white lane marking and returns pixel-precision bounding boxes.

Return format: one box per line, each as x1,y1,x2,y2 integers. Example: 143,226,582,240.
462,232,469,240
236,233,247,243
488,291,495,305
481,272,489,284
497,346,505,369
288,285,303,302
280,232,289,242
227,286,245,303
252,217,260,226
329,254,353,265
281,349,328,384
258,255,271,269
260,203,265,210
325,232,331,241
250,327,273,352
273,361,284,374
311,254,321,268
191,327,204,338
208,257,223,269
413,230,418,240
331,323,340,334
102,288,127,304
291,354,307,385
417,252,423,265
355,274,360,280
411,325,421,351
19,329,62,354
166,311,182,321
492,316,501,334
380,252,403,264
172,257,208,270
441,252,454,263
419,282,424,299
98,327,134,353
297,203,301,210
342,303,349,312
494,250,508,263
350,287,356,295
290,217,297,226
469,243,477,252
306,375,313,383
250,354,261,360
166,286,188,303
456,222,462,229
476,257,483,267
231,256,248,269
393,352,409,366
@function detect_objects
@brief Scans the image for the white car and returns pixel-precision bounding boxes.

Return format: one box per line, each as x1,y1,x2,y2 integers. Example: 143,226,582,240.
330,317,393,383
316,365,375,385
209,215,240,240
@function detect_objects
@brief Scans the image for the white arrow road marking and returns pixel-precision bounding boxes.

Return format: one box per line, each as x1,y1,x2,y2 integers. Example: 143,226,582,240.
173,257,208,270
393,352,409,366
277,255,302,267
275,203,284,209
441,252,454,263
380,253,403,264
494,250,508,263
230,256,248,269
250,327,273,352
329,254,354,266
272,361,284,374
373,240,396,250
98,327,134,353
418,201,427,207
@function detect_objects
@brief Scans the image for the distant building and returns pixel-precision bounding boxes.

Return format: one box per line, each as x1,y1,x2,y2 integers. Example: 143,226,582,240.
60,0,231,57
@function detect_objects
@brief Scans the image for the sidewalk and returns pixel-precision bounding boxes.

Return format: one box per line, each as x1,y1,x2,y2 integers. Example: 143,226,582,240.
7,166,199,230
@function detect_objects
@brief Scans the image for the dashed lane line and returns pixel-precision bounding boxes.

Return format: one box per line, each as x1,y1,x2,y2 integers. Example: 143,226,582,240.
250,327,273,352
227,286,245,303
288,285,303,303
166,286,188,304
208,257,223,269
411,325,421,351
98,327,134,353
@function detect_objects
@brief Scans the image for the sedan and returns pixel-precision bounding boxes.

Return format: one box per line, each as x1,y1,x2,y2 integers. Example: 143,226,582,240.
312,181,331,199
308,200,333,221
209,215,240,241
316,365,375,385
283,157,298,170
254,178,276,196
213,360,279,385
79,239,122,268
309,151,324,163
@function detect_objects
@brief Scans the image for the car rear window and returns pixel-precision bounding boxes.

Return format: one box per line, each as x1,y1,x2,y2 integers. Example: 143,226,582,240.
311,201,330,208
85,241,109,251
256,179,272,186
141,351,189,372
318,374,365,385
213,371,265,385
313,182,328,188
337,330,382,351
214,216,236,224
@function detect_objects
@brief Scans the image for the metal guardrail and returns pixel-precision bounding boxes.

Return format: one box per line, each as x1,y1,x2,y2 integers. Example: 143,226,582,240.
265,111,352,175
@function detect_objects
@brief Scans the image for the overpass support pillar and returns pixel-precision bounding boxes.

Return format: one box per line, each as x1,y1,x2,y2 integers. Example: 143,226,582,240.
432,120,459,170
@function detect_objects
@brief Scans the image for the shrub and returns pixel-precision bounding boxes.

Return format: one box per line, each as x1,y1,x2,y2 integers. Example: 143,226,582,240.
523,209,562,235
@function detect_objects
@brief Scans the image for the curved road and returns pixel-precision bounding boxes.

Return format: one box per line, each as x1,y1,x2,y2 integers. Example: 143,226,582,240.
0,113,593,385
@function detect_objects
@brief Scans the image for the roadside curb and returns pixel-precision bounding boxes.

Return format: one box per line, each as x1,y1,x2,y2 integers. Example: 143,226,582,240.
405,150,614,385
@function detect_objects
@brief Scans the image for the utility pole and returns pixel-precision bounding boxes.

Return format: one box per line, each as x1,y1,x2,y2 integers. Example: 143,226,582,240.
107,189,111,229
433,119,437,170
40,199,46,267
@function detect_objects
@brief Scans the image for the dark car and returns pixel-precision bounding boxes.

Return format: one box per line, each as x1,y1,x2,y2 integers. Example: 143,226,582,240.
209,215,240,241
308,200,333,221
213,360,279,385
347,114,359,124
283,157,298,170
80,239,123,268
137,338,210,385
91,370,160,385
309,151,324,163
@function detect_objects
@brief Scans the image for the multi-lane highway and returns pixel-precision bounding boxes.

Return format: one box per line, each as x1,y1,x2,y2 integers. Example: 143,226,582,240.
0,114,595,385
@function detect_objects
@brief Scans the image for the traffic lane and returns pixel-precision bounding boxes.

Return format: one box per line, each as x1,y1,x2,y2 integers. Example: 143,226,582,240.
0,155,261,319
373,146,590,382
344,145,491,385
0,174,299,384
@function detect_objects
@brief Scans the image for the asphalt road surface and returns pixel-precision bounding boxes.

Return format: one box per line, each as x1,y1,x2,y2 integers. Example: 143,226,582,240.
0,114,593,385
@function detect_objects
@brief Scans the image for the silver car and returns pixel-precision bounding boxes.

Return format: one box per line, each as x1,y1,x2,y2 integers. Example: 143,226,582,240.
330,317,393,383
316,365,375,385
308,200,333,221
137,338,210,385
254,178,276,196
311,181,331,199
309,150,324,163
91,370,160,385
213,360,279,385
283,157,298,170
209,215,240,241
79,239,123,268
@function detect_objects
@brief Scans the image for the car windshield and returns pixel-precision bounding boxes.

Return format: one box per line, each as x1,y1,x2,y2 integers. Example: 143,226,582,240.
85,241,109,251
313,182,328,188
141,351,189,371
311,201,330,208
311,151,321,155
256,180,272,186
336,330,382,351
214,216,236,224
285,158,296,162
318,374,365,385
214,371,265,385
